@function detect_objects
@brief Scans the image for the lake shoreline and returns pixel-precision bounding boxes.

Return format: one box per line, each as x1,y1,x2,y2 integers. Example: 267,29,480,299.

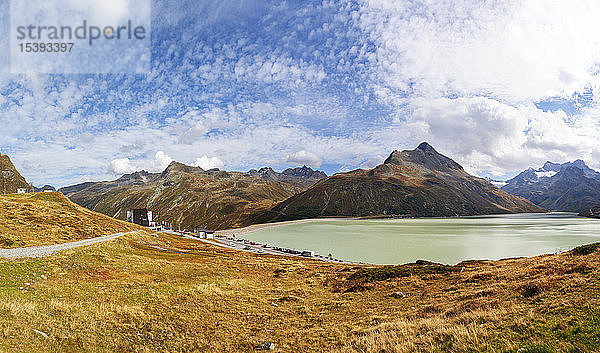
225,213,599,265
216,217,355,236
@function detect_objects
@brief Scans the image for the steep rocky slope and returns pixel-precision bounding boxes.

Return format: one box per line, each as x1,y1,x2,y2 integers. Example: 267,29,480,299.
262,143,542,221
0,154,33,194
502,160,600,212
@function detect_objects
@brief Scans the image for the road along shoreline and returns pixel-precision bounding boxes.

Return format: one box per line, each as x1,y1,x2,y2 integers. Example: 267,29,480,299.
164,230,359,265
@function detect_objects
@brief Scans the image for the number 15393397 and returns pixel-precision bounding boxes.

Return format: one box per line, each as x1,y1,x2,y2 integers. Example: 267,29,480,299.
18,42,74,53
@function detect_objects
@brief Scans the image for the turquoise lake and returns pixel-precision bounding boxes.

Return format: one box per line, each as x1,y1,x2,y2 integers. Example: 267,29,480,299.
242,213,600,265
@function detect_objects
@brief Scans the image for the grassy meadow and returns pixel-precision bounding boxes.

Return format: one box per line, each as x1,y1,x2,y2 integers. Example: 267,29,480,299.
0,193,144,248
0,230,598,352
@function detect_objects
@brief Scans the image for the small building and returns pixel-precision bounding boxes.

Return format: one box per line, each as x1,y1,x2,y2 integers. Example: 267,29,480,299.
16,188,28,194
127,209,153,227
301,250,315,257
195,228,215,239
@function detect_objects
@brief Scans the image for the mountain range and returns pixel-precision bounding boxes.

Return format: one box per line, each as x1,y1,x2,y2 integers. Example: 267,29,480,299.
502,160,600,213
55,143,543,229
248,166,327,189
59,163,328,230
17,142,596,230
257,143,541,222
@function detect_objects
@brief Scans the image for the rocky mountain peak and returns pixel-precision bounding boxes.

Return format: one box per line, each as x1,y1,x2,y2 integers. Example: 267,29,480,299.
384,143,464,173
248,165,327,188
560,165,585,178
282,165,327,178
116,170,156,185
503,159,600,212
161,161,205,176
416,142,436,152
542,161,562,172
258,167,276,173
572,159,588,169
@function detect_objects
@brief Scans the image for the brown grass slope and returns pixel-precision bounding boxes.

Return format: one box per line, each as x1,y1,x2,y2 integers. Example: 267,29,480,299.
265,143,542,221
63,162,302,231
0,192,145,248
0,231,599,352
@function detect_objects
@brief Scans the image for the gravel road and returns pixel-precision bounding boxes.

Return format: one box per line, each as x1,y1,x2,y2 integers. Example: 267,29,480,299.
0,232,134,259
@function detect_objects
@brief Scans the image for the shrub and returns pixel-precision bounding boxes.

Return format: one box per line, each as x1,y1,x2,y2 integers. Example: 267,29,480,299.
571,243,599,256
520,282,545,298
348,262,457,283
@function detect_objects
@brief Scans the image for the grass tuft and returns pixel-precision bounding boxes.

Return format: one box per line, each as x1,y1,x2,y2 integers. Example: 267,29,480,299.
518,343,554,353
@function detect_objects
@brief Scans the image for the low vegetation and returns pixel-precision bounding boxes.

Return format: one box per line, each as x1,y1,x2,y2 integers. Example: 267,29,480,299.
0,230,599,352
0,193,144,248
347,261,458,283
571,243,600,256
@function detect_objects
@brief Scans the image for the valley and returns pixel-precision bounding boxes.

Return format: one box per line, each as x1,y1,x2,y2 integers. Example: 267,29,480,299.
1,146,600,352
57,143,543,230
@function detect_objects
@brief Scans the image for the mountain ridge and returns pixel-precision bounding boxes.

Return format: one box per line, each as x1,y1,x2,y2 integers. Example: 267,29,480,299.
248,165,327,188
60,162,328,230
502,160,600,212
257,143,542,222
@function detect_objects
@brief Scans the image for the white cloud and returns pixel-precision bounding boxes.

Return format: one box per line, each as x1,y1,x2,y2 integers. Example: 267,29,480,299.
149,151,173,172
108,151,173,176
62,0,146,23
402,96,599,176
285,150,322,168
358,0,600,103
359,156,385,170
348,0,600,176
6,1,600,187
109,158,137,175
193,155,224,170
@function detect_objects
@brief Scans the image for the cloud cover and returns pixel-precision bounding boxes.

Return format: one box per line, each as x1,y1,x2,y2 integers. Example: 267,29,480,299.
1,0,600,187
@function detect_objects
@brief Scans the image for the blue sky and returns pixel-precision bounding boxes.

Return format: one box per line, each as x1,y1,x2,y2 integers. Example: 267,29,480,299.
2,0,600,187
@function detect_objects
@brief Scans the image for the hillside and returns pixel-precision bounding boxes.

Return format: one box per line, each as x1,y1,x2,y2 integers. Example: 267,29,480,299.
0,154,33,194
1,229,600,352
502,160,600,212
263,143,542,221
60,162,326,230
0,192,144,248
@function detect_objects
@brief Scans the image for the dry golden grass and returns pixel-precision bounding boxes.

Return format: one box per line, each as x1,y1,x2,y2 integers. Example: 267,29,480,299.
0,231,598,352
0,193,146,248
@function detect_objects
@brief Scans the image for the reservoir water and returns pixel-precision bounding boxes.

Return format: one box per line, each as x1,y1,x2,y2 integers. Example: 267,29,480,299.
242,213,600,265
